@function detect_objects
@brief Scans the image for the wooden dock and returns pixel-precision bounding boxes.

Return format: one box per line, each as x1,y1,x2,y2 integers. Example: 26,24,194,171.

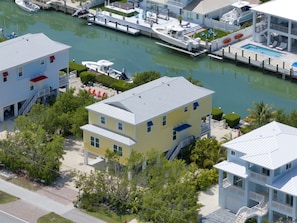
155,42,208,57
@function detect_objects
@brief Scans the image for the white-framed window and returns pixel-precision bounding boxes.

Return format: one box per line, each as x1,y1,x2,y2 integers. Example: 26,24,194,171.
162,115,167,126
90,136,99,148
233,175,243,188
118,122,123,130
100,116,106,124
231,150,236,156
286,194,293,206
113,144,123,156
262,168,270,176
173,130,177,140
184,106,188,112
18,67,23,77
147,121,153,133
40,59,45,65
286,162,292,170
193,101,199,110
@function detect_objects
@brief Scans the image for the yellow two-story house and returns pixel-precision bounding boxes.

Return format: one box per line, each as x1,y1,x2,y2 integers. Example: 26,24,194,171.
81,76,214,164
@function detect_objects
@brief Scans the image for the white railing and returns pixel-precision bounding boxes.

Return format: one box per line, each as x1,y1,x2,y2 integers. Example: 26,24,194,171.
222,179,245,196
166,135,195,161
249,191,265,203
236,202,268,223
250,171,268,184
272,201,293,216
59,75,69,87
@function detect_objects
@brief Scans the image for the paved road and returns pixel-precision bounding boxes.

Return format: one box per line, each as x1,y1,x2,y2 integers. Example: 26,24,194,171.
0,178,106,223
0,211,28,223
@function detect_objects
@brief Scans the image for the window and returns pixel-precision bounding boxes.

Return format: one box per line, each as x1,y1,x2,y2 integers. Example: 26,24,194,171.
90,136,99,148
50,55,55,63
147,121,153,133
262,168,270,176
118,122,123,130
273,190,277,201
100,116,106,124
162,116,167,126
286,194,293,206
30,85,34,91
274,168,280,176
113,145,123,156
18,67,23,77
231,151,236,156
184,106,188,112
40,59,45,65
173,130,177,140
3,76,7,82
193,101,199,110
233,175,243,188
286,162,292,170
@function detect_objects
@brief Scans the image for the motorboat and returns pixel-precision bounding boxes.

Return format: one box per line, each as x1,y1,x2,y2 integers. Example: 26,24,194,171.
72,8,89,18
15,0,40,13
82,60,133,83
152,25,200,52
220,0,257,25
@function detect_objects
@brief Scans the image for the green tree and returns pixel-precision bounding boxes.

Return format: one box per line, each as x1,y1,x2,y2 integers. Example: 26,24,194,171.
130,71,160,87
246,101,276,129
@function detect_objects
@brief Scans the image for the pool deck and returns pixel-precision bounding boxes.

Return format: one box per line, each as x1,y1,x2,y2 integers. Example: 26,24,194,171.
212,38,297,79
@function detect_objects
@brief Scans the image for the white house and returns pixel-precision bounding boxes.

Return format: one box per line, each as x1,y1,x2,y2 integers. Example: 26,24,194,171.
0,33,71,122
251,0,297,52
215,121,297,222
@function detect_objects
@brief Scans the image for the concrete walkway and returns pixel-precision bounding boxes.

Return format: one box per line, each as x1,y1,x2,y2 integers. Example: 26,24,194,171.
0,178,106,223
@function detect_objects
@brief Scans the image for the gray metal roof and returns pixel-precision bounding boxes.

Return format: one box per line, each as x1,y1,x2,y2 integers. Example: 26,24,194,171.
214,160,248,178
251,0,297,21
223,121,297,170
268,167,297,196
190,0,237,14
0,33,71,71
80,124,136,146
86,76,214,125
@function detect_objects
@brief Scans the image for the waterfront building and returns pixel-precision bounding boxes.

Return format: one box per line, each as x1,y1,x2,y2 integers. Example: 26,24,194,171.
0,33,71,122
252,0,297,52
215,121,297,222
81,76,214,164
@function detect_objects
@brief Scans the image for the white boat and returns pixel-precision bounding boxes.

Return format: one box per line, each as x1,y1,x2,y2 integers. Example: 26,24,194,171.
82,60,133,83
15,0,40,13
152,25,200,52
220,0,257,25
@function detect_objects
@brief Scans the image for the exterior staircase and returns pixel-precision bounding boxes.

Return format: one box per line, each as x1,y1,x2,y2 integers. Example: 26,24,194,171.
18,87,51,116
235,195,268,223
166,135,195,161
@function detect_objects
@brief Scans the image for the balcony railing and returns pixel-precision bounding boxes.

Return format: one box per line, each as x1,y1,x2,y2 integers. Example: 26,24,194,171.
270,23,288,33
272,201,293,216
250,171,268,184
223,179,244,196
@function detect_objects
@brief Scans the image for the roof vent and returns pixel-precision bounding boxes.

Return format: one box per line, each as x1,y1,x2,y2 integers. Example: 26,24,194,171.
139,95,141,98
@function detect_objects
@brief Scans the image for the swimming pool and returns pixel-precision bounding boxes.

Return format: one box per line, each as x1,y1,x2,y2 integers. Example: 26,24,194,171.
241,44,283,58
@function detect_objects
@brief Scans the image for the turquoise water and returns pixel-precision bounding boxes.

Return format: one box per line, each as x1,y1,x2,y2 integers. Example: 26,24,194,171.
241,44,283,58
1,0,297,118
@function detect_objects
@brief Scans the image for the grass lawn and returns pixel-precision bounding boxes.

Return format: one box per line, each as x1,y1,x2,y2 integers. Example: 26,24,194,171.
0,190,19,204
4,176,42,191
85,208,136,223
37,212,74,223
195,29,230,41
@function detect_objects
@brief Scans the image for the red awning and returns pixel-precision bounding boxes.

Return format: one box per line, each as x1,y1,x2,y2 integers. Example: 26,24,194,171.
3,71,8,77
30,75,48,83
50,55,55,60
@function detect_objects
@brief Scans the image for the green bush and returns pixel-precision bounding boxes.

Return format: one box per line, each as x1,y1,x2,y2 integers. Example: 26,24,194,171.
212,107,224,121
95,74,133,91
80,71,97,85
69,61,88,76
223,113,241,128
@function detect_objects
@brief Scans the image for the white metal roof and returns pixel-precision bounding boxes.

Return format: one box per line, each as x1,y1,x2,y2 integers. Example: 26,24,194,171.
86,76,214,125
214,160,248,178
80,124,136,146
0,33,71,71
223,121,297,169
268,168,297,196
190,0,237,14
251,0,297,21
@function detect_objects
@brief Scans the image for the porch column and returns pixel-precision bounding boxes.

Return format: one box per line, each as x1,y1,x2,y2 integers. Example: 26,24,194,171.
244,177,249,206
207,114,211,138
0,107,4,122
293,196,297,222
218,170,223,188
14,103,18,118
288,20,292,52
84,150,88,165
268,188,273,223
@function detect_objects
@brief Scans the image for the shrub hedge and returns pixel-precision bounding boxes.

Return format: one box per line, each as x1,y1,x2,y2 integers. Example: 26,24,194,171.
223,113,241,128
212,107,224,121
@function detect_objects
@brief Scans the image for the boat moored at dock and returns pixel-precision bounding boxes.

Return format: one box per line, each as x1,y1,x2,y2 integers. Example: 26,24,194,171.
82,60,133,83
15,0,40,12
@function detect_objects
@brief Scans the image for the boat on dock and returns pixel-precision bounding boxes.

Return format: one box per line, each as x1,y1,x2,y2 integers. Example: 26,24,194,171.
220,0,257,25
15,0,40,12
82,60,133,83
152,25,201,52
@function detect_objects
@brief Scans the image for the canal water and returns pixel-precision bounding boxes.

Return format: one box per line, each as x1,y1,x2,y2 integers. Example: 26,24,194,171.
2,0,297,118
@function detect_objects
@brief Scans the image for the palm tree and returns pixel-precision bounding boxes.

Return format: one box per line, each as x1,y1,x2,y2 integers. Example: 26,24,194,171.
247,101,276,129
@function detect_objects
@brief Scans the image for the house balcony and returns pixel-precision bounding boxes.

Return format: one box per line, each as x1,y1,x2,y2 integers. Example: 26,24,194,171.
255,22,267,33
223,179,245,197
272,201,293,216
270,23,288,33
59,75,69,88
201,122,210,136
249,171,269,184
